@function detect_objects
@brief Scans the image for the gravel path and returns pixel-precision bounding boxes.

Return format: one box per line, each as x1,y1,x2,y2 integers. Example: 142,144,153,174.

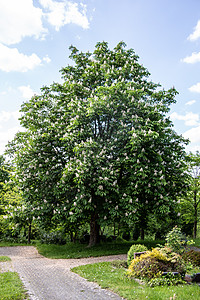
0,246,126,300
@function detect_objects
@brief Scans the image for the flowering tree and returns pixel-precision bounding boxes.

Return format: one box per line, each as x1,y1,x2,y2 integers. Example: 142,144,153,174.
0,155,9,196
7,42,188,246
179,152,200,238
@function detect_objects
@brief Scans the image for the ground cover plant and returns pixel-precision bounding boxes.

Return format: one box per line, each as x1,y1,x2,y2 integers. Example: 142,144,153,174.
72,261,200,300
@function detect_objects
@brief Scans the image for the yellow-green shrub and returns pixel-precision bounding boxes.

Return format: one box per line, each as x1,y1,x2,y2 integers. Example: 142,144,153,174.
127,247,186,280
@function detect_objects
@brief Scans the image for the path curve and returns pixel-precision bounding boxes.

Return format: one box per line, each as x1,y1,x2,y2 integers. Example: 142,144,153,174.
0,246,126,300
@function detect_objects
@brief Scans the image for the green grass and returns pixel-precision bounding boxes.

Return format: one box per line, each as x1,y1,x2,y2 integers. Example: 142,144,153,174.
0,256,11,262
36,240,164,259
0,272,28,299
0,241,30,247
72,261,200,300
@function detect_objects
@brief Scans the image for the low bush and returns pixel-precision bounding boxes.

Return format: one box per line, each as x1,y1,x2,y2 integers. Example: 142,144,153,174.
165,226,194,254
147,272,186,287
115,236,126,243
111,260,127,268
182,250,200,267
127,244,148,266
127,247,187,280
40,230,66,245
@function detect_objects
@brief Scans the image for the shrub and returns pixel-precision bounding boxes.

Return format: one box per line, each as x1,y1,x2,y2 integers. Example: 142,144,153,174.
40,230,66,245
165,226,194,254
111,260,127,268
127,244,148,266
127,247,187,280
182,250,200,267
115,236,126,243
147,272,186,287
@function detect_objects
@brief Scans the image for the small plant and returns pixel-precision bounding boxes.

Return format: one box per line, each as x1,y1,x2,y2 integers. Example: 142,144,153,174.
111,260,127,269
183,250,200,267
165,226,194,254
147,272,186,287
127,244,148,266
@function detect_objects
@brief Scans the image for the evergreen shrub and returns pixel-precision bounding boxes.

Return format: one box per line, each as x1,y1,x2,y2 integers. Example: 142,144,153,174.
127,244,148,266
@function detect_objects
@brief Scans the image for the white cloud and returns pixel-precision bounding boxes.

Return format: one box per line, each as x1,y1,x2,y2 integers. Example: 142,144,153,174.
0,43,42,72
189,82,200,93
0,126,23,155
0,0,47,45
0,110,24,154
170,112,199,126
188,20,200,41
182,51,200,64
183,126,200,144
18,85,35,99
185,100,196,106
43,55,51,63
39,0,89,30
0,111,21,123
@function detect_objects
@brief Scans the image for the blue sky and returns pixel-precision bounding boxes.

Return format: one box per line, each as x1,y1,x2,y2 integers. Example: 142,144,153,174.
0,0,200,154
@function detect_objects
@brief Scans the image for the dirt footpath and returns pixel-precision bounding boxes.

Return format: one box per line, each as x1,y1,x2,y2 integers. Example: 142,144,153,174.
0,246,126,300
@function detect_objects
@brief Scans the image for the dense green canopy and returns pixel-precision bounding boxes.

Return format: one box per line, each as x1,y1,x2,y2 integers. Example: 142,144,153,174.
6,41,188,245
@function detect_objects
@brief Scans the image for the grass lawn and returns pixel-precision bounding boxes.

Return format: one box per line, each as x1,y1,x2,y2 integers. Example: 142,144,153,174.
0,272,28,300
72,261,200,300
0,256,28,299
35,239,164,259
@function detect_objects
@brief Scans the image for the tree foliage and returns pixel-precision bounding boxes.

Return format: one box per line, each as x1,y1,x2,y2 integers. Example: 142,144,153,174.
179,151,200,238
6,41,188,245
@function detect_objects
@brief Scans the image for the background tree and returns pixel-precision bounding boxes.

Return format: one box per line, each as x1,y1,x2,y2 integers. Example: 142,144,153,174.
6,41,188,246
179,152,200,238
0,155,10,238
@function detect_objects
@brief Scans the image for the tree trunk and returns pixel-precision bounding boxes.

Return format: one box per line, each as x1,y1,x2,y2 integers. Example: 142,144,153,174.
88,213,100,247
140,228,145,240
28,224,31,244
193,219,197,239
118,223,120,236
